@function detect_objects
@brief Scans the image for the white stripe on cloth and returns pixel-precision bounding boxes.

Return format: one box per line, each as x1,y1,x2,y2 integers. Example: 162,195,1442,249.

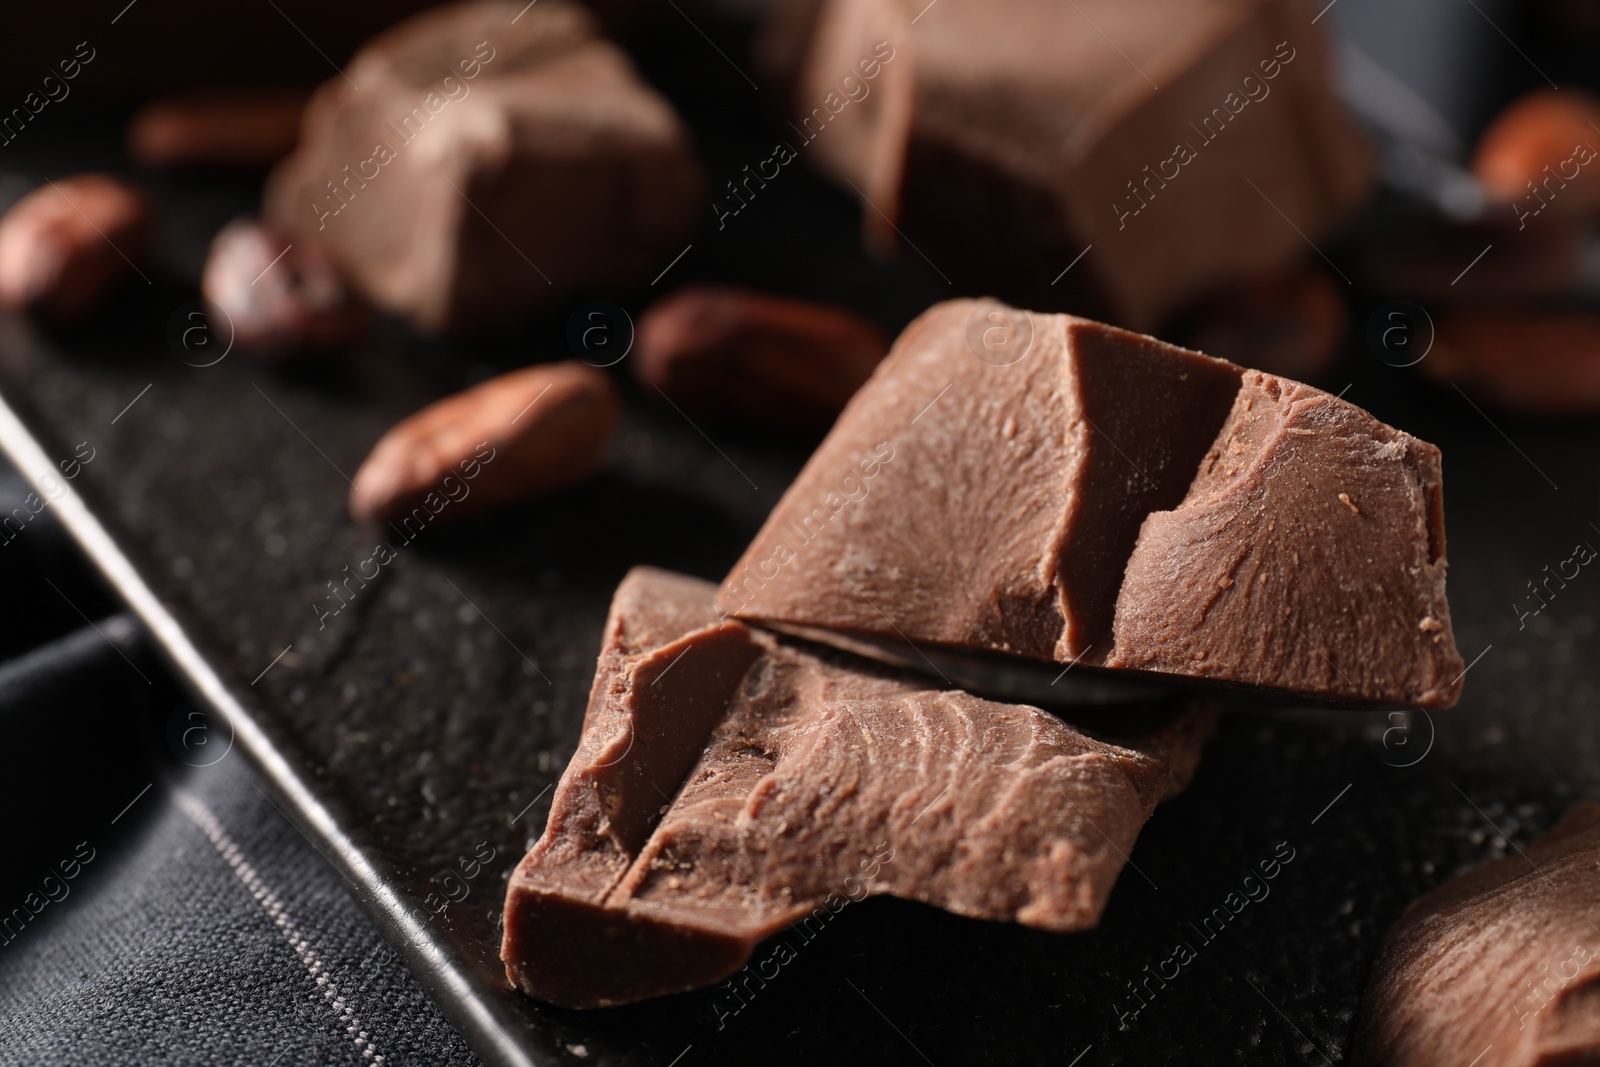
174,790,386,1064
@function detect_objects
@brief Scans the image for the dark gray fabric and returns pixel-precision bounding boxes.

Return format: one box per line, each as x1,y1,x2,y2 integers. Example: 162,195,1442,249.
0,750,485,1067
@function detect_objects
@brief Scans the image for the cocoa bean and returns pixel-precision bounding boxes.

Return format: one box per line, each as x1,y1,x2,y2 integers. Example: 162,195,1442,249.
0,174,150,326
634,286,889,432
201,218,367,359
349,361,619,525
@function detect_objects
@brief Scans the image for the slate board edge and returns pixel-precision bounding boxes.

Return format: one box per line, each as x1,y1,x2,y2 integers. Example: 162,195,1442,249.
0,385,562,1067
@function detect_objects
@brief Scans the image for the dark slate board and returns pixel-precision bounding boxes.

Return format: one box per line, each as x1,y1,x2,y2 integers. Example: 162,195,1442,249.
2,28,1598,1066
4,229,1595,1067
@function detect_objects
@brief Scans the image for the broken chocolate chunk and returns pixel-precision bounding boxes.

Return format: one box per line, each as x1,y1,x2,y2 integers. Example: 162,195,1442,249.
717,299,1243,664
716,299,1463,708
1353,802,1600,1066
262,0,704,336
1111,371,1462,708
792,0,1370,328
501,567,1215,1008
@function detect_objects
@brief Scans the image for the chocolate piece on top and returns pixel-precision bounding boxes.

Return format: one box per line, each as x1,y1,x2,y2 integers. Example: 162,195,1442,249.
716,299,1244,663
1111,371,1462,708
717,299,1463,709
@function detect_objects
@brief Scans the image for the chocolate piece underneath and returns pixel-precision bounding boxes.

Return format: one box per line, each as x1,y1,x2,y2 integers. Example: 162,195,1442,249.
501,568,1215,1009
1353,802,1600,1066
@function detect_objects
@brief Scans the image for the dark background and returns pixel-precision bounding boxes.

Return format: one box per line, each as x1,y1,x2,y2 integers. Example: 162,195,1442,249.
1,1,1599,1065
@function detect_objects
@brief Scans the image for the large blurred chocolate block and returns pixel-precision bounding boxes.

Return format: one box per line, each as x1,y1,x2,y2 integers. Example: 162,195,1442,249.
791,0,1371,328
716,299,1463,708
501,567,1214,1008
263,0,704,336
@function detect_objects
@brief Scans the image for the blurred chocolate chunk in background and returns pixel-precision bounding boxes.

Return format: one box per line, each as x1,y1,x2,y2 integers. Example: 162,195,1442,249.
262,0,705,338
770,0,1372,328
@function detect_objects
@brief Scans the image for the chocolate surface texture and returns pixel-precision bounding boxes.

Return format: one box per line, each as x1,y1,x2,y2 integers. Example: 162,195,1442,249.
793,0,1370,327
501,568,1215,1008
716,299,1463,709
1353,802,1600,1066
264,0,703,336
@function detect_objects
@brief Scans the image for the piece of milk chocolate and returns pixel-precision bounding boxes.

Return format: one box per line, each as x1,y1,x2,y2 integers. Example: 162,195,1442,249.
716,299,1463,708
263,0,703,336
501,567,1215,1008
1110,371,1460,707
791,0,1370,329
1353,802,1600,1066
